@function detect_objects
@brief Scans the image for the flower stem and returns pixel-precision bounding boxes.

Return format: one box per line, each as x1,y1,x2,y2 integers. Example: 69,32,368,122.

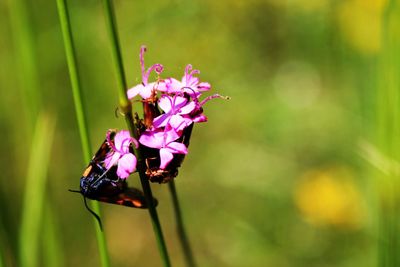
55,1,110,267
377,1,400,266
168,181,197,267
101,1,171,267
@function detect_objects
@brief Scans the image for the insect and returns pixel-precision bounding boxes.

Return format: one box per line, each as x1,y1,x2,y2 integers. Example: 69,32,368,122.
70,130,157,229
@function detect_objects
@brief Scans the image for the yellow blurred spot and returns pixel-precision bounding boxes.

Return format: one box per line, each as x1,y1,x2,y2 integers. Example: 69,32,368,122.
294,167,365,229
268,0,329,12
228,0,328,12
337,0,387,54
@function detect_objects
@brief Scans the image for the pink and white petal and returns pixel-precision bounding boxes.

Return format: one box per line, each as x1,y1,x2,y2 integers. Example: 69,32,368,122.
163,127,181,143
185,76,199,88
179,101,196,114
156,80,168,92
183,88,202,98
103,153,113,169
166,142,188,154
114,130,131,150
139,130,163,148
192,114,207,123
104,152,121,169
197,82,211,91
169,115,189,131
117,153,137,178
127,84,143,99
153,113,169,129
139,83,155,99
159,148,174,169
166,78,183,93
173,96,188,109
158,95,173,113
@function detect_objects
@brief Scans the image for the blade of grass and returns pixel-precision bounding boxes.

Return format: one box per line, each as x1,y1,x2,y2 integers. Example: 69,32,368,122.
169,181,197,267
377,1,400,266
101,1,171,266
7,0,41,131
42,204,65,267
9,1,65,266
55,0,110,266
18,113,56,267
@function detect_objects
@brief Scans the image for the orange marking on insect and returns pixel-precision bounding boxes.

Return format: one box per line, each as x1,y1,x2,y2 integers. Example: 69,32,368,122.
132,200,143,207
82,165,92,177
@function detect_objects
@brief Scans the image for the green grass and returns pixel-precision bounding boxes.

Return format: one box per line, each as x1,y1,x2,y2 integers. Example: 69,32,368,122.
376,1,400,266
56,0,110,266
19,113,56,267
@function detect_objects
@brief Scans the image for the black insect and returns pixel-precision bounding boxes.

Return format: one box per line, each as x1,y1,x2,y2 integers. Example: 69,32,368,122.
70,130,157,229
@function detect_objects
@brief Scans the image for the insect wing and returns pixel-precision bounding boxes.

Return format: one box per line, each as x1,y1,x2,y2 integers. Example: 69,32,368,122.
97,187,158,208
91,130,116,163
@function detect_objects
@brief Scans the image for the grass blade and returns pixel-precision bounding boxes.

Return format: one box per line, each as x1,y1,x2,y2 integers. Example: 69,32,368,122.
377,1,400,266
169,181,197,267
42,204,65,267
18,113,56,267
55,0,111,266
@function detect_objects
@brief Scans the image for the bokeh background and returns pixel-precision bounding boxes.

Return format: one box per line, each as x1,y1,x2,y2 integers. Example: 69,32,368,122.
0,0,392,266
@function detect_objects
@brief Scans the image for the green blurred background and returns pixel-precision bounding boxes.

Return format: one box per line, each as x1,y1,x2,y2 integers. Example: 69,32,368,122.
0,0,389,266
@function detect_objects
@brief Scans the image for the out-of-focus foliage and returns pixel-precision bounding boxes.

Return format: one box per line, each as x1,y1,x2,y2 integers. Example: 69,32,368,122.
0,0,386,266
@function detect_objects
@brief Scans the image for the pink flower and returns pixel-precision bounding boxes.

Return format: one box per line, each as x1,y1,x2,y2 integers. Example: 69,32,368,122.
139,127,188,169
160,65,211,96
127,46,164,99
153,95,196,131
104,130,138,179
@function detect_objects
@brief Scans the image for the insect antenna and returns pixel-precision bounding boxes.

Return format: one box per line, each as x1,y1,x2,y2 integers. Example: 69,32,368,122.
83,196,103,231
68,189,81,193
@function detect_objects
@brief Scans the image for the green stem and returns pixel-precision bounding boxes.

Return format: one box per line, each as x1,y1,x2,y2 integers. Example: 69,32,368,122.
377,1,400,266
19,114,56,267
101,1,171,266
55,1,110,267
169,181,197,267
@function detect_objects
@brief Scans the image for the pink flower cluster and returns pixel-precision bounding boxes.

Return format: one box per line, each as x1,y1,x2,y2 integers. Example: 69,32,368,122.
104,46,224,183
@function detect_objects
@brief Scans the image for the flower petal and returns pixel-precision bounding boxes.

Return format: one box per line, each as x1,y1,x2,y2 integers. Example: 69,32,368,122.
192,114,207,123
158,95,173,113
166,142,188,154
114,130,131,150
179,101,196,114
127,84,143,99
169,115,191,131
117,153,137,178
139,130,163,148
159,148,174,169
197,82,211,91
163,127,181,144
153,113,169,129
139,83,155,99
165,78,182,93
172,96,188,109
104,152,121,169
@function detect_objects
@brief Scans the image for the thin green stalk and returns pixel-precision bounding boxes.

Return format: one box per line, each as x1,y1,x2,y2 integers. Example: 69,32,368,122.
55,1,110,266
9,1,63,266
43,204,65,267
19,114,56,267
377,1,400,266
169,181,197,267
8,0,41,131
101,1,171,266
